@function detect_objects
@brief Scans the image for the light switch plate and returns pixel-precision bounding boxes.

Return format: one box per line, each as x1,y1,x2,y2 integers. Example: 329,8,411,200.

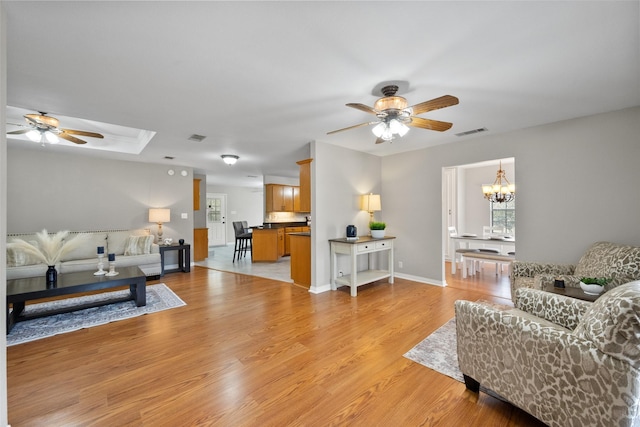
181,213,188,219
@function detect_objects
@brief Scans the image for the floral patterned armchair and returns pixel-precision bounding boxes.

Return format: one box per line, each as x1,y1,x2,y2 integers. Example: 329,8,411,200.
510,241,640,303
455,281,640,427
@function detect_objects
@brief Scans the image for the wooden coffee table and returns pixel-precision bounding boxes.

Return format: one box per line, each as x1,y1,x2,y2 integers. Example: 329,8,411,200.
544,284,600,302
7,266,146,333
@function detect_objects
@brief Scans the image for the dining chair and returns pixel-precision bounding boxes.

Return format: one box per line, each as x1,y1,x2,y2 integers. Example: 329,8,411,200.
448,226,479,275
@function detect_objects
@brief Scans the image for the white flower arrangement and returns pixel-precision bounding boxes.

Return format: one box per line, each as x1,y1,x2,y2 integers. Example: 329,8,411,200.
7,229,91,266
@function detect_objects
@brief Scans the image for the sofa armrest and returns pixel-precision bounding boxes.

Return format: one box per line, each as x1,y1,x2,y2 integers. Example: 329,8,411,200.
514,288,591,330
510,261,576,280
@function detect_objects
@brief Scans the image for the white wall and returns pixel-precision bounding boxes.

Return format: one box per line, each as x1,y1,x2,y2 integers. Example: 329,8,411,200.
311,141,382,292
382,106,640,285
7,148,195,265
207,184,264,244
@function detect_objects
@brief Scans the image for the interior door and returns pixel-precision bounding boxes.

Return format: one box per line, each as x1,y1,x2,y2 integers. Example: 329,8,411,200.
442,167,457,261
206,193,227,246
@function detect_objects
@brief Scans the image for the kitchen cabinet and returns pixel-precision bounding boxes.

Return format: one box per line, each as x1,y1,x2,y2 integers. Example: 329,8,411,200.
296,158,312,213
284,226,310,256
252,228,285,262
265,184,296,212
193,179,201,210
193,228,208,261
290,233,311,288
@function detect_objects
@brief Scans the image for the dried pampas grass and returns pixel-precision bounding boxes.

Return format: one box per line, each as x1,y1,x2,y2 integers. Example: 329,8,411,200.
7,230,91,266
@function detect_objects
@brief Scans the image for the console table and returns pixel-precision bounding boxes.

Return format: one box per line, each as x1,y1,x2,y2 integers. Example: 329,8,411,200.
329,236,395,297
159,243,191,276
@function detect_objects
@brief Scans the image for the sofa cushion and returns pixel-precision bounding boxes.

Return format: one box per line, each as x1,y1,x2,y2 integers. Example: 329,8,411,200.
573,241,640,283
573,280,640,369
107,229,150,255
123,235,154,256
6,234,41,266
60,232,107,262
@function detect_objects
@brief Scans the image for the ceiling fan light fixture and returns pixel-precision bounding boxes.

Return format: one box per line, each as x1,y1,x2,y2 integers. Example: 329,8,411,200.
389,119,409,137
26,129,40,142
221,154,239,165
371,122,386,138
374,96,408,112
45,131,59,143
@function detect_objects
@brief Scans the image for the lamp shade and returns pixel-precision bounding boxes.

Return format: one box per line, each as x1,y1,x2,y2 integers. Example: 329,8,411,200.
360,194,381,212
149,208,170,223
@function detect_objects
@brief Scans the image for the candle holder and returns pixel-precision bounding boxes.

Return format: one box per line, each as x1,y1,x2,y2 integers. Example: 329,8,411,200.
94,253,106,276
105,253,119,276
105,260,119,276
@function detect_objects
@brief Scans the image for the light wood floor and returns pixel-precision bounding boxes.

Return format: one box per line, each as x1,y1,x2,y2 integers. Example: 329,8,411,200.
7,263,546,426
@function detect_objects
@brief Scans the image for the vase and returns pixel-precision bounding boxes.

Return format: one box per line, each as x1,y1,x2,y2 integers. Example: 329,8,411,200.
46,265,57,287
370,229,386,239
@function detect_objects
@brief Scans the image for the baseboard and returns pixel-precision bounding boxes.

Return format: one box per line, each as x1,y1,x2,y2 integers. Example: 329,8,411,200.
309,283,331,294
394,272,445,287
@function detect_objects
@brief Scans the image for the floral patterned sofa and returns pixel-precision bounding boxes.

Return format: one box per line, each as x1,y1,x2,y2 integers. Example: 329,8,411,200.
510,241,640,303
455,282,640,427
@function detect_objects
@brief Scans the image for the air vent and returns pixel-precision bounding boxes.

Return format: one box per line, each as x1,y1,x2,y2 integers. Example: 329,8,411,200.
188,134,206,142
164,156,175,160
455,127,488,137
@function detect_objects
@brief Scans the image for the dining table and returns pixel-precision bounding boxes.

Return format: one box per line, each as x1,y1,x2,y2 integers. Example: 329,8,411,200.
450,235,516,274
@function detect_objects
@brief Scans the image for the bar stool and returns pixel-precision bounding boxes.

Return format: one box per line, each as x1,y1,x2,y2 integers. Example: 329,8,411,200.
232,221,252,262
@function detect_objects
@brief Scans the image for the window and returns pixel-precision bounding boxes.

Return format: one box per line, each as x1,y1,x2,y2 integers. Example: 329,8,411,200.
207,197,222,223
490,199,515,233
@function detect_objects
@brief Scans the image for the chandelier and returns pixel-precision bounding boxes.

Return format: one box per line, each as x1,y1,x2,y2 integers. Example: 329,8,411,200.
482,161,515,203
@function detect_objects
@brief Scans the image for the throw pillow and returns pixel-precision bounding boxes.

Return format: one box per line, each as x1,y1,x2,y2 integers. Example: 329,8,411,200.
123,235,153,256
6,246,39,267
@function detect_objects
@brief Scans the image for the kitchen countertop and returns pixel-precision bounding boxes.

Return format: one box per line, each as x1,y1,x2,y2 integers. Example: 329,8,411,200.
288,232,310,236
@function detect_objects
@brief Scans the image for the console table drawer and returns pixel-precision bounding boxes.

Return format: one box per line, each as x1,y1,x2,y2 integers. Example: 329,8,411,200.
375,241,391,249
357,243,376,253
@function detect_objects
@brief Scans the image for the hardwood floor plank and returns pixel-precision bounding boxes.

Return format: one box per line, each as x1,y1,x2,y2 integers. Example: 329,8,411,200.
7,263,546,426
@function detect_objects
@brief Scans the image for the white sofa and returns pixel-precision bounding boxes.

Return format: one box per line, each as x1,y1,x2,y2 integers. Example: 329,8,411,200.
6,229,161,280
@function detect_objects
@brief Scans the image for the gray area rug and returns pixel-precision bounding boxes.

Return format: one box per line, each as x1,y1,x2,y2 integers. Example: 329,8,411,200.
404,317,463,382
7,284,186,346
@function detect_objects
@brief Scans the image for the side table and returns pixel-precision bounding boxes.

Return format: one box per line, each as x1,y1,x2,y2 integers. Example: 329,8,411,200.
159,244,191,276
544,284,599,302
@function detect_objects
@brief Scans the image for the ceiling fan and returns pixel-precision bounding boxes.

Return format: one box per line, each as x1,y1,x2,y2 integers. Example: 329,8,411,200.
7,112,104,145
327,85,459,144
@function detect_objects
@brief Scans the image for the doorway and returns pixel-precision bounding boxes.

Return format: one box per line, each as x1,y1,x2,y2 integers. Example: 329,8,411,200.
206,193,227,246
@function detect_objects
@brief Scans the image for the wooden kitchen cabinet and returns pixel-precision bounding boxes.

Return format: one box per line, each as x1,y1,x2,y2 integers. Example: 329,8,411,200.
266,184,295,212
252,228,285,262
193,228,208,261
296,158,312,213
290,234,311,288
284,226,310,255
193,179,201,211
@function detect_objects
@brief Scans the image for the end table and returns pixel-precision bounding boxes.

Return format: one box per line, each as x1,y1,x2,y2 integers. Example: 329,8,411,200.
159,243,191,276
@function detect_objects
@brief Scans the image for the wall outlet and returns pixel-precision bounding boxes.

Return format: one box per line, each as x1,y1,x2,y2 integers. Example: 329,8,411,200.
398,261,403,269
338,271,343,277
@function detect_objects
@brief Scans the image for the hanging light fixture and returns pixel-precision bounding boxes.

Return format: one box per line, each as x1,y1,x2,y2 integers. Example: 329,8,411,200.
26,129,59,144
221,154,239,165
482,161,515,203
371,117,410,141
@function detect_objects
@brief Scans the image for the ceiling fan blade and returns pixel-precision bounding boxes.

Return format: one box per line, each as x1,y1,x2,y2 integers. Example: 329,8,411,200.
58,133,87,144
7,129,30,135
410,95,459,115
61,128,104,139
327,122,375,135
346,103,378,115
375,137,385,144
25,113,59,128
408,116,453,132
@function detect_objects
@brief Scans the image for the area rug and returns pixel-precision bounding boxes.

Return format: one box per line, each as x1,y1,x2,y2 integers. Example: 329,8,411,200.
7,284,186,346
404,317,463,382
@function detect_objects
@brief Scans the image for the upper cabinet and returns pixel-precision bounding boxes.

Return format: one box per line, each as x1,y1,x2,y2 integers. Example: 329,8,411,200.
266,184,296,212
193,178,201,211
264,158,312,213
297,158,312,213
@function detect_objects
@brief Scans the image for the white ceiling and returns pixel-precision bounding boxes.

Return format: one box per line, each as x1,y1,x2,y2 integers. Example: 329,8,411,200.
4,1,640,188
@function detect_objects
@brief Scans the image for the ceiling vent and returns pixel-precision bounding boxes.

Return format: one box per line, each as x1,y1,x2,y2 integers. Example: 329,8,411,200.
188,134,206,142
164,156,175,160
455,127,488,137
